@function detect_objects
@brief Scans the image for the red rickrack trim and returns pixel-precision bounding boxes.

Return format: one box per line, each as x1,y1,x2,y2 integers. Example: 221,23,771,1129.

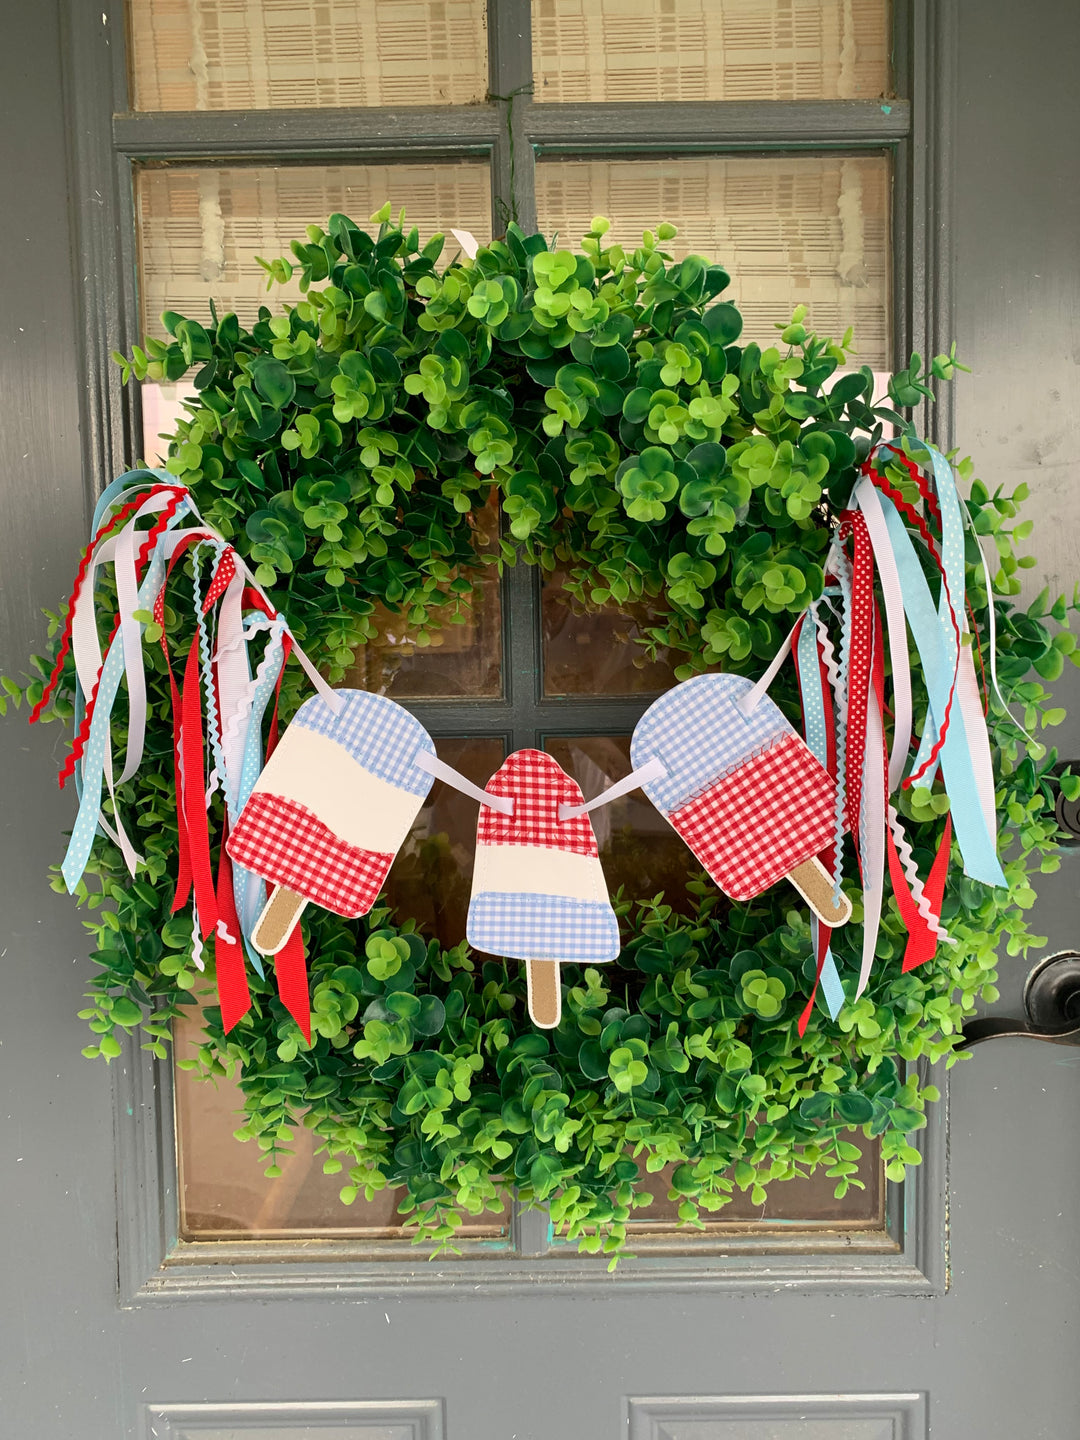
860,455,942,562
134,487,188,580
32,484,184,727
54,487,189,788
967,598,991,717
865,444,943,529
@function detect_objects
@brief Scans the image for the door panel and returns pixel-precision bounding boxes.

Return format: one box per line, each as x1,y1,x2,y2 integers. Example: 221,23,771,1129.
3,1,1080,1438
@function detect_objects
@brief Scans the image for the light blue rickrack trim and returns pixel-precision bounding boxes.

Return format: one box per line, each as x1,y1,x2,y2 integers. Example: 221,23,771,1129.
796,607,845,1021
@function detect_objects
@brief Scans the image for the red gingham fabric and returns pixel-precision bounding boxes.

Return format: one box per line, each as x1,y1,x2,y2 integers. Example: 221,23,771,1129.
227,790,393,917
477,749,597,854
670,733,835,902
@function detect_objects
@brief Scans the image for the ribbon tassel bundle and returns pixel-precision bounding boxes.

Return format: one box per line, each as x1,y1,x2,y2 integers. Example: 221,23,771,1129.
779,438,1007,1032
37,469,344,1041
37,440,1007,1040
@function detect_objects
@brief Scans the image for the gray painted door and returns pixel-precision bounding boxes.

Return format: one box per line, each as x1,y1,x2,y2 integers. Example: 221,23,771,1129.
3,1,1080,1436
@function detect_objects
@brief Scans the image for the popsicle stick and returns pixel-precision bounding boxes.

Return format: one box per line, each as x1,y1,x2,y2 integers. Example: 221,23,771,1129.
787,858,852,928
526,959,562,1029
252,885,308,955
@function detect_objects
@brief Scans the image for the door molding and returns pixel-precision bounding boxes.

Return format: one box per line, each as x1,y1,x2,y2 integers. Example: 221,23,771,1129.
626,1392,928,1439
143,1399,444,1438
64,0,954,1305
114,1027,947,1301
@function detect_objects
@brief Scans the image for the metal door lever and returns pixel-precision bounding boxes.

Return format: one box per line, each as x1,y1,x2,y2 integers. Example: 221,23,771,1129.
956,951,1080,1049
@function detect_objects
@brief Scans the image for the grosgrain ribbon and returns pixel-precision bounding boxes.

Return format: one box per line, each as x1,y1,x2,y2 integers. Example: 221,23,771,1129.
794,611,845,1025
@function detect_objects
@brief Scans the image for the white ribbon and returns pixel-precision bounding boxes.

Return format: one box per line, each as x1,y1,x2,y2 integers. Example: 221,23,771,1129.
413,750,515,814
558,756,667,821
854,476,913,793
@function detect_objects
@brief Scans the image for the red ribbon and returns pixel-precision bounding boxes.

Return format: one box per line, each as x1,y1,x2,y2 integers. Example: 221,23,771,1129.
274,923,312,1044
214,824,252,1032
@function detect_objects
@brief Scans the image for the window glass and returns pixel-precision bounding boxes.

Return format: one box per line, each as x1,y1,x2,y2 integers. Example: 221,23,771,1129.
545,735,698,910
536,153,892,367
625,1140,884,1235
128,0,489,110
174,1005,510,1240
136,161,492,337
383,737,507,948
532,0,891,103
345,494,503,700
542,570,683,697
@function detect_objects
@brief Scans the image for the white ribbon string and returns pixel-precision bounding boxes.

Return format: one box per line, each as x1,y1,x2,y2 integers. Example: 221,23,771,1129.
855,666,887,1000
855,476,914,793
558,756,668,821
413,749,515,814
738,620,799,714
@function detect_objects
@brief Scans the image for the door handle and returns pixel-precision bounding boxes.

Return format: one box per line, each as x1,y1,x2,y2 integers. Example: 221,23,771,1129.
956,951,1080,1049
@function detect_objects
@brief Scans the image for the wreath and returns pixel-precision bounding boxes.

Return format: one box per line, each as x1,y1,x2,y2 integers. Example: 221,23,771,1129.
10,205,1077,1263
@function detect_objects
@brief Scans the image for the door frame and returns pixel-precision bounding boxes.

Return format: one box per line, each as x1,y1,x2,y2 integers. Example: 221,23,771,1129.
62,0,954,1305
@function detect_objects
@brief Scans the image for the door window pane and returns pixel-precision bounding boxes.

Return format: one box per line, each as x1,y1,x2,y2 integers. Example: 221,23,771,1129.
542,569,683,696
128,0,489,110
545,735,697,910
136,161,492,336
174,1002,510,1240
532,0,891,103
536,153,891,366
345,494,503,700
626,1137,883,1235
383,736,506,947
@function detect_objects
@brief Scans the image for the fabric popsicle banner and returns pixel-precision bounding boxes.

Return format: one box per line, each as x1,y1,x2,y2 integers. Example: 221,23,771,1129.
467,750,620,1026
228,688,435,934
630,673,845,918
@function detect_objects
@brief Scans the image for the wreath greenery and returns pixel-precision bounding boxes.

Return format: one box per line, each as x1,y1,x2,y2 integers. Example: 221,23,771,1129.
10,205,1079,1263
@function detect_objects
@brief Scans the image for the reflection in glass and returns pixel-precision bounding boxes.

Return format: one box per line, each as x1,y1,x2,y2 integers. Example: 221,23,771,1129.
136,162,492,337
384,736,507,949
544,735,697,912
345,495,502,700
173,1004,509,1240
536,154,892,367
542,569,683,696
532,0,891,104
128,0,489,111
627,1138,884,1232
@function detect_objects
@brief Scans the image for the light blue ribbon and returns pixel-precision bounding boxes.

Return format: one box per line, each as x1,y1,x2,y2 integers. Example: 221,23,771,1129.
877,487,1007,887
73,469,184,804
230,618,288,975
61,536,171,891
796,611,846,1020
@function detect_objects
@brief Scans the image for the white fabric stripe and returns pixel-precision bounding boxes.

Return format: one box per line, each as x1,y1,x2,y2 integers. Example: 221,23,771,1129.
251,727,425,853
471,843,609,902
856,476,913,792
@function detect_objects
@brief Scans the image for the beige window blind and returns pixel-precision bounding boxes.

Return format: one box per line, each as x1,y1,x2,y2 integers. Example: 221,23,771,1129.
136,162,492,335
536,154,891,367
532,0,891,103
127,0,489,110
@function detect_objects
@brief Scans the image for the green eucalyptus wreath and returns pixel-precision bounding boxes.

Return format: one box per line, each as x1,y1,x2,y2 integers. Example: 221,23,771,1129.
11,205,1080,1263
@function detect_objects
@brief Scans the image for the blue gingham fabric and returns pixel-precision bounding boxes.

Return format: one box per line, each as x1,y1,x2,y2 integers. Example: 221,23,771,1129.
292,688,435,795
629,673,788,813
468,892,620,964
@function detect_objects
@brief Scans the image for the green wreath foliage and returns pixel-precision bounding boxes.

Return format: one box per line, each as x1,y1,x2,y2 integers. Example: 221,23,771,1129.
10,205,1080,1263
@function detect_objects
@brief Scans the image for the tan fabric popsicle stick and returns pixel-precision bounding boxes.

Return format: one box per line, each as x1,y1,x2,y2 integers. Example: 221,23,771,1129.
526,959,562,1029
787,858,852,927
252,885,308,955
